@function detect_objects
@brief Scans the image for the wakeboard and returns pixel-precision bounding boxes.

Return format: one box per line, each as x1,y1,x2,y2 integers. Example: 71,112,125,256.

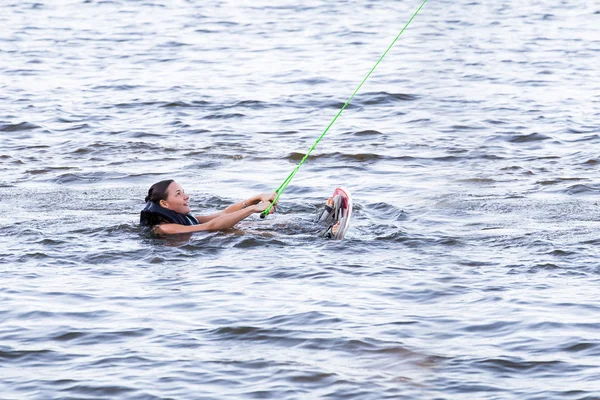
316,187,352,240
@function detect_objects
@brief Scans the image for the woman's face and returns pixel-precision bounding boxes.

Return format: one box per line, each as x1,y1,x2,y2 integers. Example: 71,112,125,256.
161,181,191,214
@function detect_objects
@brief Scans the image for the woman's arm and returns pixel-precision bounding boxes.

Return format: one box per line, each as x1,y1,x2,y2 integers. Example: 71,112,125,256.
195,192,277,223
154,201,273,235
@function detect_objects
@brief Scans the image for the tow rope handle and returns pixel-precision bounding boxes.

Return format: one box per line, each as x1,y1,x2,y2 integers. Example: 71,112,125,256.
259,191,281,219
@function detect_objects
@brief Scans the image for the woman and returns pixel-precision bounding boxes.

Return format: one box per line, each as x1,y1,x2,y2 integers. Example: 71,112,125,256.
141,179,277,235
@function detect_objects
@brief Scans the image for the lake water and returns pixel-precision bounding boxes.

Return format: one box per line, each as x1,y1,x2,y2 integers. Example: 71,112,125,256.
1,0,599,399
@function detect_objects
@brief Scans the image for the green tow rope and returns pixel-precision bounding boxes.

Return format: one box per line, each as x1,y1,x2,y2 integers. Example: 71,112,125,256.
261,0,427,218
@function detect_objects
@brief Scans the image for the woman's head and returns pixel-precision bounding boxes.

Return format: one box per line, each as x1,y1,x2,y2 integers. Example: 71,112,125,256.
145,180,191,214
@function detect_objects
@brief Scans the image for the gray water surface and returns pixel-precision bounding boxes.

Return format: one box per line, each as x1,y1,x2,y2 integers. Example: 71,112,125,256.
1,1,600,399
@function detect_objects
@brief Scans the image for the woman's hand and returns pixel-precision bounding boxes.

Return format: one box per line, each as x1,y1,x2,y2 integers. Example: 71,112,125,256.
250,192,277,214
258,192,277,204
253,200,276,214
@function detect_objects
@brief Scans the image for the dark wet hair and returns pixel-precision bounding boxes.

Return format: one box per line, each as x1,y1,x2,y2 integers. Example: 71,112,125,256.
145,179,174,204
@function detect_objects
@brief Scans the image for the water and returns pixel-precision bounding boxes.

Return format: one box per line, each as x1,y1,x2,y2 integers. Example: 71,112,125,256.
1,0,600,398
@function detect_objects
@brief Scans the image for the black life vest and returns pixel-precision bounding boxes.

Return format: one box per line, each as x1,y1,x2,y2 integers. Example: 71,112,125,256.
140,201,199,226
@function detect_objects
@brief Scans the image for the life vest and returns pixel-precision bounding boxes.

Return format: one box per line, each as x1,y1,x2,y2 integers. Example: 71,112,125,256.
140,201,199,226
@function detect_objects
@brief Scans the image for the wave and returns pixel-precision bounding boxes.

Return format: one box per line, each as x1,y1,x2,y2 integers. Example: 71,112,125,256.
285,151,413,163
507,133,552,143
0,122,40,132
357,91,419,105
